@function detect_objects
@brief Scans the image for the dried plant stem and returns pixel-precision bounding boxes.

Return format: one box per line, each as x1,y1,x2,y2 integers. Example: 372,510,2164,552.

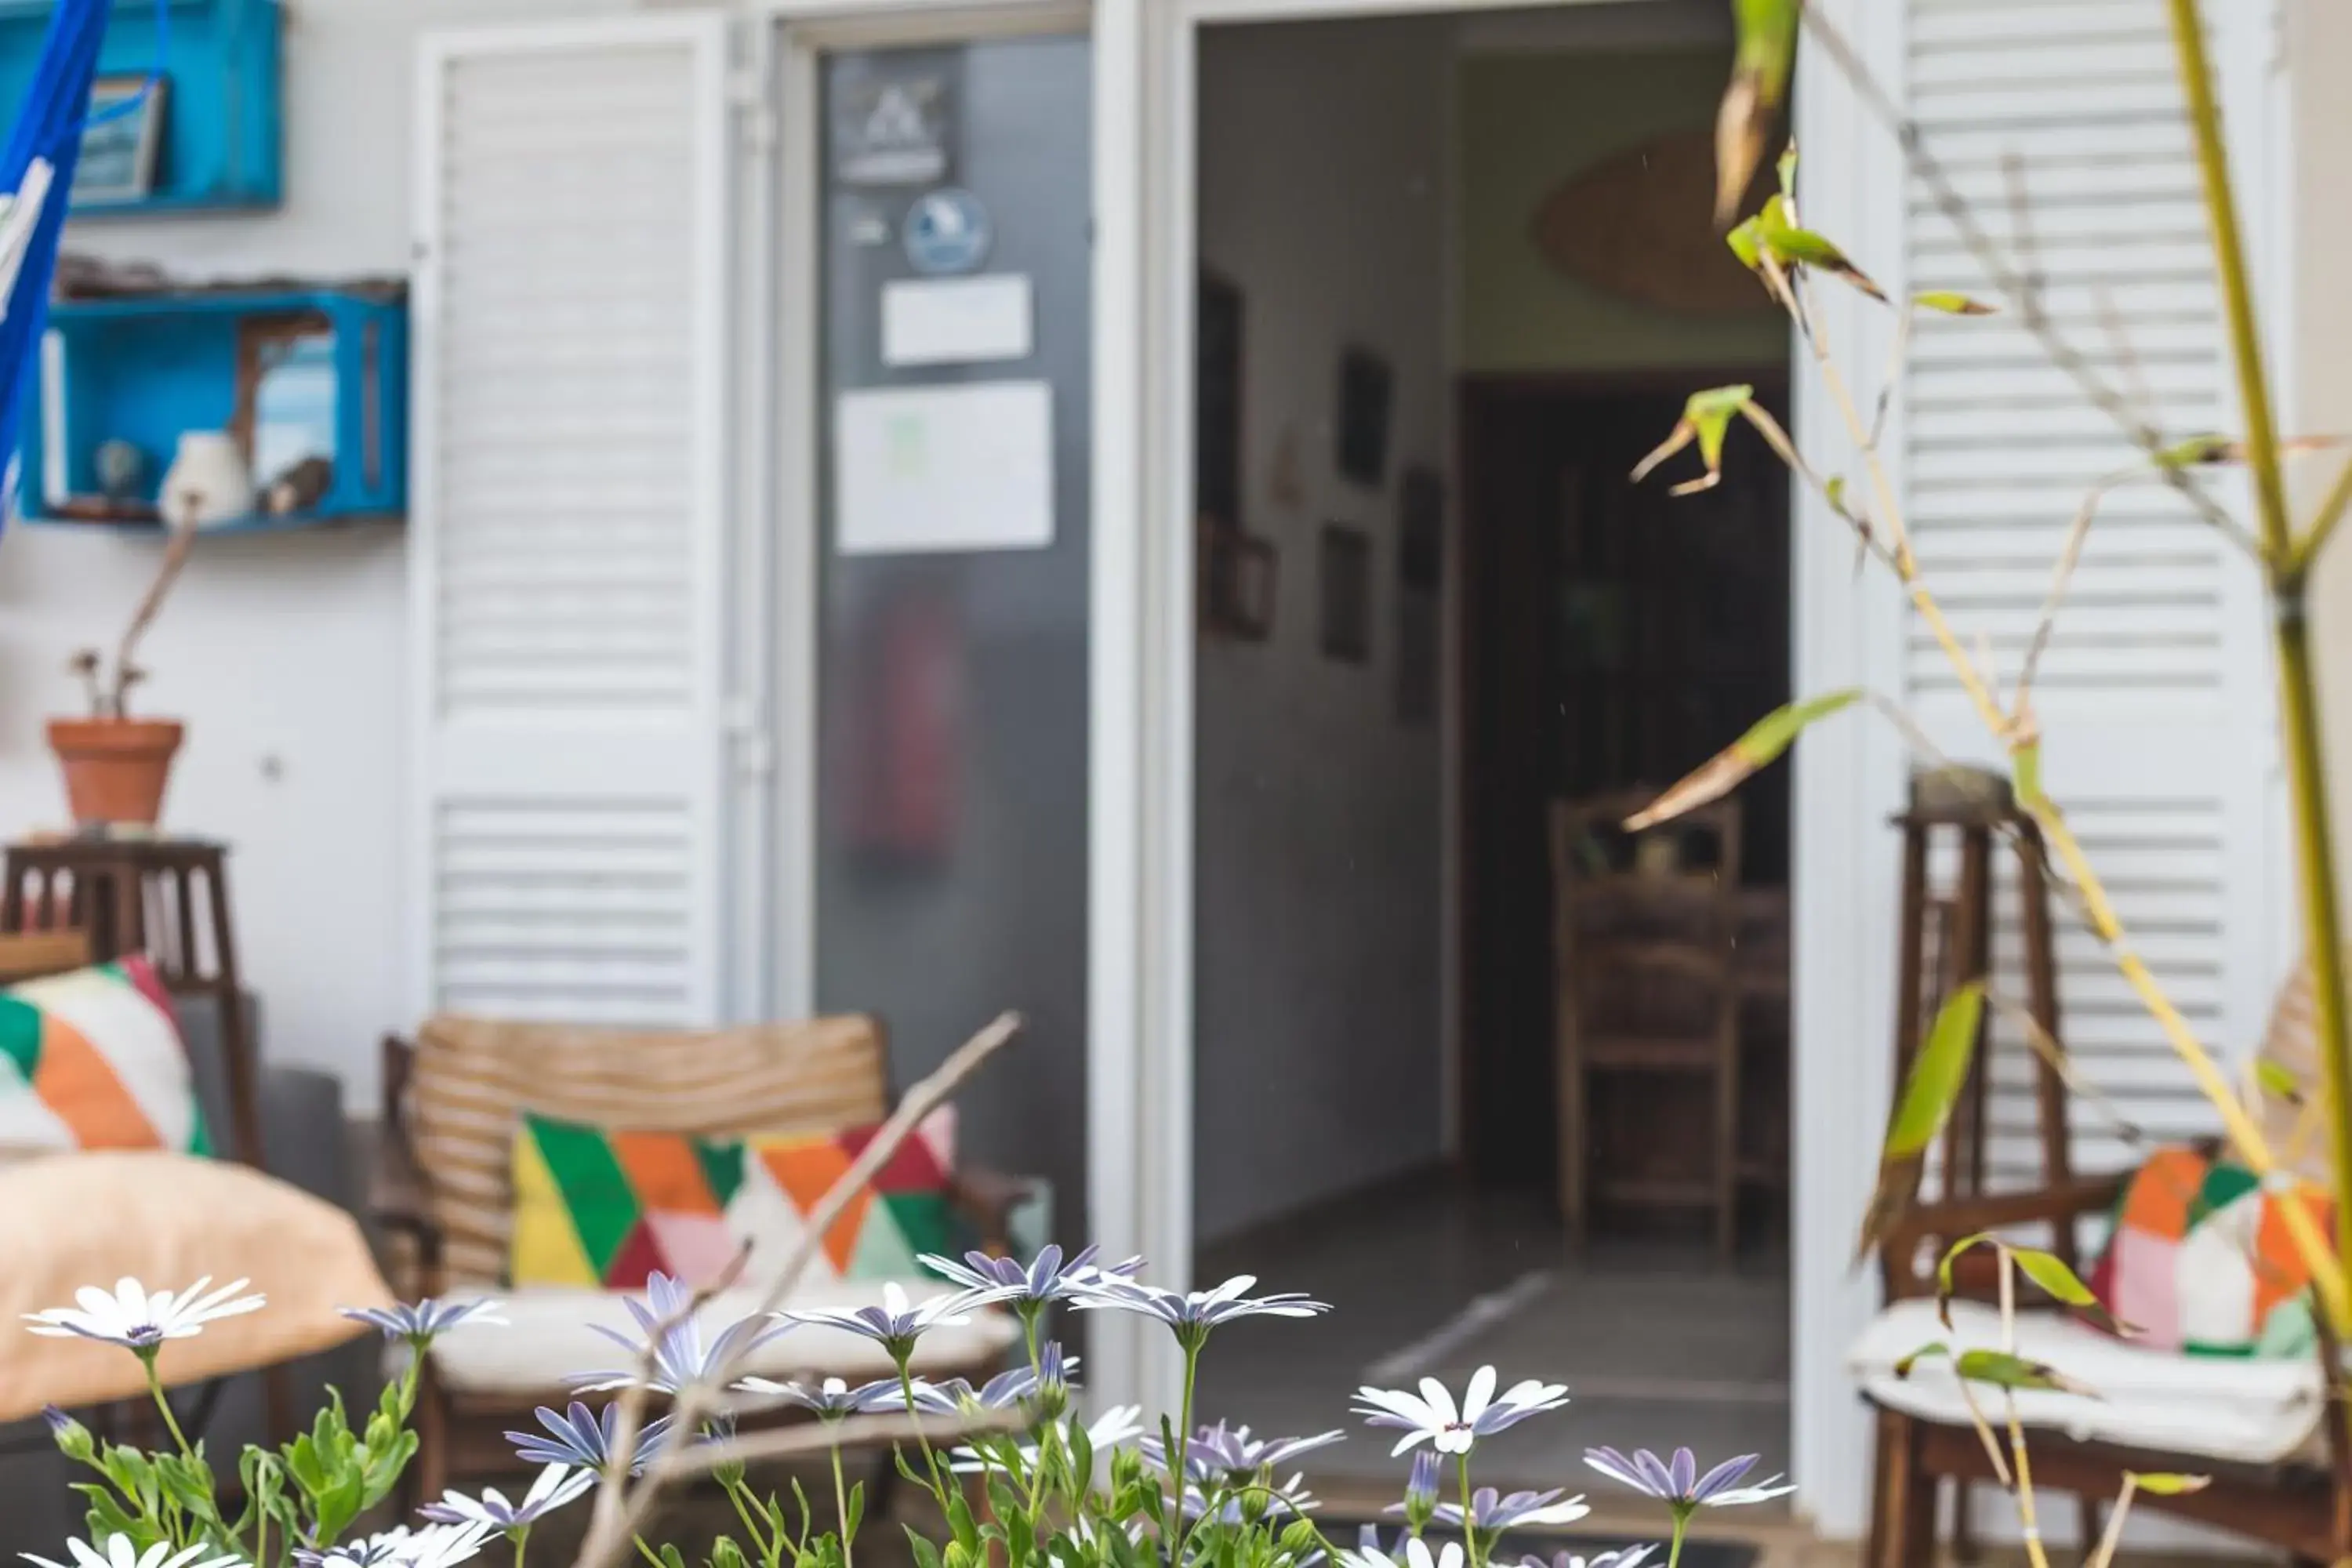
2166,0,2352,1300
575,1012,1024,1568
109,514,198,717
1996,1257,2053,1568
2083,1476,2140,1568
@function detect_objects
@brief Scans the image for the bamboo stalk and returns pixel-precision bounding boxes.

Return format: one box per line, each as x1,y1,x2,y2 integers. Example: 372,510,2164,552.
2166,0,2352,1298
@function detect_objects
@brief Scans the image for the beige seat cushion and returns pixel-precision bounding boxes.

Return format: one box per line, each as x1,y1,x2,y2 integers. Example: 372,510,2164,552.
409,1014,890,1285
427,1279,1018,1398
0,1151,390,1421
1849,1297,2327,1466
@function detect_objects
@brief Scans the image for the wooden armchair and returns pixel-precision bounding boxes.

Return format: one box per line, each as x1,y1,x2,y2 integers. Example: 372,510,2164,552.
1854,971,2352,1568
372,1013,1037,1504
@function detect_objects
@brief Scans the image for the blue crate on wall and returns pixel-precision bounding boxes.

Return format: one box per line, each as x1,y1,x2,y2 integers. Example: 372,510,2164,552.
0,0,283,216
19,286,408,535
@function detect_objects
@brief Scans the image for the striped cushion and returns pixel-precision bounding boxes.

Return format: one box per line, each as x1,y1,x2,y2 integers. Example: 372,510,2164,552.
408,1014,890,1287
0,957,209,1157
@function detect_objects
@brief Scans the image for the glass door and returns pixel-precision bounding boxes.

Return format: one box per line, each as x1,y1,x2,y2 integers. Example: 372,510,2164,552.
808,34,1094,1245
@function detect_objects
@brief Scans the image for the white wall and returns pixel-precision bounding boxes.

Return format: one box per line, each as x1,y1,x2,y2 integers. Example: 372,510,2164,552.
1191,16,1450,1244
0,0,630,1109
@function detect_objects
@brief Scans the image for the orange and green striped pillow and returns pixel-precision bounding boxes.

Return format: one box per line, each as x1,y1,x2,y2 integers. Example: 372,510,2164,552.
0,956,210,1157
507,1107,957,1289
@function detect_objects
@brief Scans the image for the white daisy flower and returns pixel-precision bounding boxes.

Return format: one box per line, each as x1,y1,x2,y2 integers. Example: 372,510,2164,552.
1352,1365,1569,1456
24,1537,247,1568
25,1278,267,1352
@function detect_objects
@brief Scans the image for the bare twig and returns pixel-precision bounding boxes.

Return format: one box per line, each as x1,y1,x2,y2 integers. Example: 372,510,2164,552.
678,1406,1029,1479
576,1012,1025,1568
1983,991,2151,1155
2083,1475,2140,1568
111,506,199,718
1996,1255,2054,1568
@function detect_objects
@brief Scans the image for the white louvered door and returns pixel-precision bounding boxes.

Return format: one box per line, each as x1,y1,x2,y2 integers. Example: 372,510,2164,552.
1902,0,2280,1185
409,16,734,1026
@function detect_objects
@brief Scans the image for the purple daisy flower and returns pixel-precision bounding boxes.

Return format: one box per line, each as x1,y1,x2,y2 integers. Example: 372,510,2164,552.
568,1272,787,1395
1422,1486,1592,1532
734,1374,912,1418
340,1298,506,1345
1583,1448,1794,1510
1073,1273,1330,1348
1518,1548,1657,1568
505,1400,672,1475
918,1243,1144,1309
773,1280,973,1362
1142,1421,1346,1483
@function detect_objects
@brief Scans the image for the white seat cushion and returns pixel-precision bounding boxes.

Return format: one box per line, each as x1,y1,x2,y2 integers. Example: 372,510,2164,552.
1849,1297,2327,1466
428,1279,1019,1399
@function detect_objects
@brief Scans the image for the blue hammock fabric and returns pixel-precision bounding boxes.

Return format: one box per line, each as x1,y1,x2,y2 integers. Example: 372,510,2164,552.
0,0,114,539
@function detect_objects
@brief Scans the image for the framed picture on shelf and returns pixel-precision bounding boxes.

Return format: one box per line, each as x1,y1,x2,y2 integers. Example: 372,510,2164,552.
72,75,169,205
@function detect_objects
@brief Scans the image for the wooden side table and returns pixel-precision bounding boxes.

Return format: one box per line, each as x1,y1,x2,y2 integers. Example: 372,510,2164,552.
0,837,265,1178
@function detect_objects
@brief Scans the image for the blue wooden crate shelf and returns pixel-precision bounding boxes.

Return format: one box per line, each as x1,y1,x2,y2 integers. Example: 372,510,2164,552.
19,286,409,535
0,0,284,216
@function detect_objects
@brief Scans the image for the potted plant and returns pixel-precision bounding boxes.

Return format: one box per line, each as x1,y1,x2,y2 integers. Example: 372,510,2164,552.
48,515,197,829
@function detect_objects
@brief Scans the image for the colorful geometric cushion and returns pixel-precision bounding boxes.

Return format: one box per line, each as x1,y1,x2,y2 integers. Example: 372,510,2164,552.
508,1107,957,1290
2085,1143,2333,1358
0,957,209,1156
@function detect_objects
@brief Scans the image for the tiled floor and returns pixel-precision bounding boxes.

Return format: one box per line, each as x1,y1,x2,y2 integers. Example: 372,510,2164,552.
1191,1175,1794,1507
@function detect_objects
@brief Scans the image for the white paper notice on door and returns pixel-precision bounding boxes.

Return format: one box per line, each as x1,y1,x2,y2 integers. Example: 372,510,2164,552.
835,380,1054,555
881,275,1033,365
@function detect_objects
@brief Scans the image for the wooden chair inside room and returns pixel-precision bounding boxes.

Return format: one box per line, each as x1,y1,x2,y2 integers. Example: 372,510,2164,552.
1548,791,1744,1256
0,927,91,984
1854,779,2352,1567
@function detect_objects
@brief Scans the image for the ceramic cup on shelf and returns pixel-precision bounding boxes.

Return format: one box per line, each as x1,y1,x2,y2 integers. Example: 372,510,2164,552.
158,430,256,530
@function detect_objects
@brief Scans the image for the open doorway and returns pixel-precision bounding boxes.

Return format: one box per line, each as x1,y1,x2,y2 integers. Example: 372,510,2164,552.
1185,1,1795,1501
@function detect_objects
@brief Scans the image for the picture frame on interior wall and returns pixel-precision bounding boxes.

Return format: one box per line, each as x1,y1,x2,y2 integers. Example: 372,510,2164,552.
1398,465,1443,590
1336,347,1391,487
1318,523,1371,664
1196,270,1243,529
1198,516,1276,641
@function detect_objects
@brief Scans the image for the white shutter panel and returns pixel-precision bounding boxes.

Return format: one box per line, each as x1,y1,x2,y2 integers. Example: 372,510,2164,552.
1901,0,2278,1183
409,16,733,1025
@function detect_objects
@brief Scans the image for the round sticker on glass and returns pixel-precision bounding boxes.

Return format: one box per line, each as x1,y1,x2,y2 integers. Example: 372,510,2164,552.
903,187,993,276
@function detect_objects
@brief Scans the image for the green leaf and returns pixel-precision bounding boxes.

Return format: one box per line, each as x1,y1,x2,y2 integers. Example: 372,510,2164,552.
1718,0,1798,222
1824,474,1848,513
1623,688,1861,830
2126,1472,2211,1496
844,1479,866,1544
1726,214,1765,271
1630,383,1755,495
1887,982,1986,1158
1952,1348,2099,1397
2012,739,2045,811
2258,1058,2303,1102
1891,1341,1949,1378
2154,434,2239,468
1777,141,1798,200
1913,291,1998,316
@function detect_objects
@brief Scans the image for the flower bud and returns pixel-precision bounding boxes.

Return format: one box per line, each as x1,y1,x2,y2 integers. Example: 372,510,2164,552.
42,1405,93,1462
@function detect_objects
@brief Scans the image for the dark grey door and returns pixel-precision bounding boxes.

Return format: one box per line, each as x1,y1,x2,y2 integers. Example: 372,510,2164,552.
813,36,1094,1243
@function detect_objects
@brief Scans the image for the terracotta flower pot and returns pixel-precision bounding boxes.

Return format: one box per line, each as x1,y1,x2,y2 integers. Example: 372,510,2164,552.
46,717,185,828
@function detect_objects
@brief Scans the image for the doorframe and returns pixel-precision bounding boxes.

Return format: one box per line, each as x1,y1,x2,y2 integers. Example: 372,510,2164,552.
1111,0,1896,1520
